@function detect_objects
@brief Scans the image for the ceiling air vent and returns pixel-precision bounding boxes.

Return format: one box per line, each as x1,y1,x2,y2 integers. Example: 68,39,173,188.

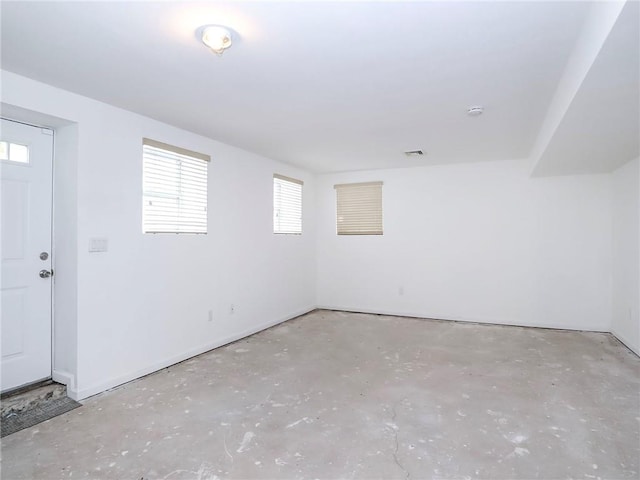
404,150,424,157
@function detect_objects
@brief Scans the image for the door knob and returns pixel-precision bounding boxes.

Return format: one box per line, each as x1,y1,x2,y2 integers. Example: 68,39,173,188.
39,269,53,278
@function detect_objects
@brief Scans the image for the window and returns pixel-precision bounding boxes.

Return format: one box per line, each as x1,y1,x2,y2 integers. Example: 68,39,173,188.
142,138,209,234
273,174,303,234
0,141,29,164
335,181,383,235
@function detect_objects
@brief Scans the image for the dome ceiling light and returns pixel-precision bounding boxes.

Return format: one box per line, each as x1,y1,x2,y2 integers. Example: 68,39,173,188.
201,25,233,56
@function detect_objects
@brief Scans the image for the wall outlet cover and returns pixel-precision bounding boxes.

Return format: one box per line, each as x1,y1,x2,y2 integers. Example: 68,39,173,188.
89,237,108,253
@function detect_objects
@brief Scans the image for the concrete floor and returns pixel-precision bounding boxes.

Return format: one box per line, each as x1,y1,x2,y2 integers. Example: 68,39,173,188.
2,310,639,479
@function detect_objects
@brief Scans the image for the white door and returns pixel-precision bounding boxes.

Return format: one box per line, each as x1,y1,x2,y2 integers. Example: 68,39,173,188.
1,118,53,392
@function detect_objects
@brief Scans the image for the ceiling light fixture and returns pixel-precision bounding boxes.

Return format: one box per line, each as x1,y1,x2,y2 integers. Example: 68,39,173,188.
201,25,233,55
467,106,484,117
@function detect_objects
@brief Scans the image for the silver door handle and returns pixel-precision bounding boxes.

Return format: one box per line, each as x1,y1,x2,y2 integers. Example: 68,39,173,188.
39,269,53,278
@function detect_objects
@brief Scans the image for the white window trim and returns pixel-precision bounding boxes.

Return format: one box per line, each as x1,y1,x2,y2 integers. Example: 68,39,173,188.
142,138,210,234
273,173,303,235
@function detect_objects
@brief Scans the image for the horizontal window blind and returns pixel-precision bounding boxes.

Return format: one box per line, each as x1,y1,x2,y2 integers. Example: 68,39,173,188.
273,174,303,234
335,181,383,235
142,139,209,234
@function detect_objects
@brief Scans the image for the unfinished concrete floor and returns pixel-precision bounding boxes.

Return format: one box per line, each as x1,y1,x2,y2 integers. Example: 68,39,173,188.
2,310,639,479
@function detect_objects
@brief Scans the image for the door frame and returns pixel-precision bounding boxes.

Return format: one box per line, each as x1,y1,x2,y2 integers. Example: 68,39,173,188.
1,105,79,398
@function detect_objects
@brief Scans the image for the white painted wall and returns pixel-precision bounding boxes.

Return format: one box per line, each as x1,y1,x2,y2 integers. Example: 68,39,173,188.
1,71,316,399
611,157,640,354
52,123,79,390
316,160,612,331
0,70,627,400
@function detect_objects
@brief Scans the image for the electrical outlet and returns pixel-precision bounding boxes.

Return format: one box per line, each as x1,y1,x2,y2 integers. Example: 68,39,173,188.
230,304,235,315
398,286,404,296
208,310,213,322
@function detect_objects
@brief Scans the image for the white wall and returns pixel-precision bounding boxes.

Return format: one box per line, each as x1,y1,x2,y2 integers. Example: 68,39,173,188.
0,70,628,400
611,157,640,354
53,123,79,389
1,71,316,399
317,159,612,331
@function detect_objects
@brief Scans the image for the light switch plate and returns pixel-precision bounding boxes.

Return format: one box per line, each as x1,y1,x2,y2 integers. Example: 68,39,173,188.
89,237,108,253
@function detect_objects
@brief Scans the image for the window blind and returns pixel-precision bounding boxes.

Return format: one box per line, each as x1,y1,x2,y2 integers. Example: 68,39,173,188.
335,181,383,235
142,138,209,234
273,174,303,234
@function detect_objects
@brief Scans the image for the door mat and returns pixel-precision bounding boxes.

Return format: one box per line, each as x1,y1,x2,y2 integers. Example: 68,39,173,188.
1,396,81,437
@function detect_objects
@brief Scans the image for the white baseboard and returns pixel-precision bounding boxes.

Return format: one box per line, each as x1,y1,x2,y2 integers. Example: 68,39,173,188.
316,305,609,333
52,369,79,400
74,307,316,400
63,305,622,401
611,328,640,356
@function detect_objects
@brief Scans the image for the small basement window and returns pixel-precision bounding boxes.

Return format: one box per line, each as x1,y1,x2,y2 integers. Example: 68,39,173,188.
335,181,383,235
273,174,303,234
142,138,209,234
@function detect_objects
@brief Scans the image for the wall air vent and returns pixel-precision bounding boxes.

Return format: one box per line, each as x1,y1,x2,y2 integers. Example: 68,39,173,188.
404,150,424,157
